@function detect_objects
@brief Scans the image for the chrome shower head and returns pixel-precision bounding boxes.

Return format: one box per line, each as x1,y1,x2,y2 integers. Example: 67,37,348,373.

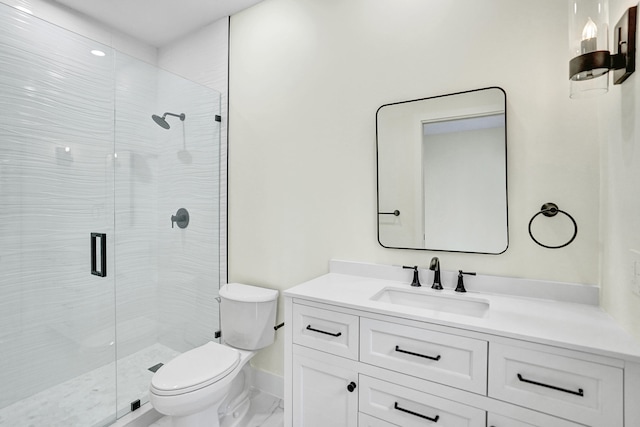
151,112,186,129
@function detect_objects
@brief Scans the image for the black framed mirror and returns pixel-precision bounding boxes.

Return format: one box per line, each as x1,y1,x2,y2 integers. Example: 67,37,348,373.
376,87,508,254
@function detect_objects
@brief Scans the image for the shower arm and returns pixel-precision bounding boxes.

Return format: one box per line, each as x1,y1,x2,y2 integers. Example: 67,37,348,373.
164,112,185,121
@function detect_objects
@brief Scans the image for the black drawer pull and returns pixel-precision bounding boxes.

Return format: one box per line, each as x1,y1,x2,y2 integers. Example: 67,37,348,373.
394,402,439,423
395,345,441,361
306,325,342,337
347,381,356,392
517,373,584,397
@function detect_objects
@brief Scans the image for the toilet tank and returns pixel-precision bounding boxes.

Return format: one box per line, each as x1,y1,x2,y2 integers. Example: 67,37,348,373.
219,283,279,350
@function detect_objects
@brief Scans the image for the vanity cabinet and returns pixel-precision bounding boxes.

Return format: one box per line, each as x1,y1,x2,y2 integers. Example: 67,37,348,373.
286,299,630,427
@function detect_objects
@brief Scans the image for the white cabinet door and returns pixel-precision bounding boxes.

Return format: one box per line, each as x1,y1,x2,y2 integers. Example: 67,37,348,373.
292,349,359,427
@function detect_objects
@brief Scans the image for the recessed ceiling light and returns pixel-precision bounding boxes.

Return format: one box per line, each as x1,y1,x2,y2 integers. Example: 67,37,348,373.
14,6,32,15
91,50,106,57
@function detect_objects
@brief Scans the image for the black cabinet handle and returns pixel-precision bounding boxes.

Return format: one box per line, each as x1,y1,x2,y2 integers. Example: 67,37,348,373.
91,233,107,277
394,402,439,422
306,325,342,337
347,381,356,392
517,373,584,397
395,345,441,361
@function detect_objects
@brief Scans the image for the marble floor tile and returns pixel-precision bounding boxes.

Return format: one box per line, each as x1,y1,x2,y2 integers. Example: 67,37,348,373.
0,344,180,427
0,344,283,427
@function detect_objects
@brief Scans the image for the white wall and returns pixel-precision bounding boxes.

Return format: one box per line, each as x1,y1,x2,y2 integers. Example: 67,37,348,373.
600,0,640,340
229,0,604,376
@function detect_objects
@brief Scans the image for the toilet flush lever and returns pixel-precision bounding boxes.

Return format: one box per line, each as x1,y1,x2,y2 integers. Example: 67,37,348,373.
171,208,189,229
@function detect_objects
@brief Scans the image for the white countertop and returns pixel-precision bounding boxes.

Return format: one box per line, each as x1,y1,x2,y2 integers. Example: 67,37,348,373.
284,266,640,363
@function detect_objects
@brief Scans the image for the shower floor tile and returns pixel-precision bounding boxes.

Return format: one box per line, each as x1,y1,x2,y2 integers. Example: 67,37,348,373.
0,344,180,427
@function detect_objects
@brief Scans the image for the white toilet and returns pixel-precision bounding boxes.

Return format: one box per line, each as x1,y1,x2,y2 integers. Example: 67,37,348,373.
149,283,279,427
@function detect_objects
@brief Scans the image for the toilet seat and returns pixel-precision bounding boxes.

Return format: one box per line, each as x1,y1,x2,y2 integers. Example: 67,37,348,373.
150,342,240,396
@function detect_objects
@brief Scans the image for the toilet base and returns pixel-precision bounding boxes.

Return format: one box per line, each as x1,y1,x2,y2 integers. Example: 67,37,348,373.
219,387,251,427
165,403,221,427
153,380,252,427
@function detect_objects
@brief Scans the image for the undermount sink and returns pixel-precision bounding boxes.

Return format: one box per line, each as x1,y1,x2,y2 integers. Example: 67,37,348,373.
370,287,490,318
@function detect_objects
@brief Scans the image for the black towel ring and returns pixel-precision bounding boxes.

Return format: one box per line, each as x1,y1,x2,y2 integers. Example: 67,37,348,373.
528,202,578,249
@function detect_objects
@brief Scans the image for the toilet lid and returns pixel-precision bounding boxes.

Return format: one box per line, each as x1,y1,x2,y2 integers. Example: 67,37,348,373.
219,283,278,302
150,342,240,395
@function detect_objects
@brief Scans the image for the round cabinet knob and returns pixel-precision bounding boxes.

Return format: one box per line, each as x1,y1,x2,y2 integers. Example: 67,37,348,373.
347,381,356,392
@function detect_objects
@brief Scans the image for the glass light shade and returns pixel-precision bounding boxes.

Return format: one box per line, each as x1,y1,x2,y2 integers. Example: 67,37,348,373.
569,0,610,98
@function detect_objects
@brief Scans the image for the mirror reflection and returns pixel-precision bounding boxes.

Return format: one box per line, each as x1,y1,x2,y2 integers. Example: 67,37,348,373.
376,87,508,254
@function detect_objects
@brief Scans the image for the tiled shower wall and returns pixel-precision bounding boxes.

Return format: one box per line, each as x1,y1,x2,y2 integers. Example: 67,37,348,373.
154,68,221,353
157,17,229,286
0,4,222,414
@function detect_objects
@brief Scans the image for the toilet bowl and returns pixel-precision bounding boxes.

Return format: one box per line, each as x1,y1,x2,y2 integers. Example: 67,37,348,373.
149,283,278,427
149,342,254,426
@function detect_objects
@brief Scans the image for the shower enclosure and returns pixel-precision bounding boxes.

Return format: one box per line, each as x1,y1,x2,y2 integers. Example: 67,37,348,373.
0,5,221,426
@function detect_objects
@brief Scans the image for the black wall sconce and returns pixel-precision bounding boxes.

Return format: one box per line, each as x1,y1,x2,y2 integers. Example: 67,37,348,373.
569,1,637,98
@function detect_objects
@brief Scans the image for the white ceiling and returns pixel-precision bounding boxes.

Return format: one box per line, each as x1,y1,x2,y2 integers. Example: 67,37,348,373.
53,0,264,47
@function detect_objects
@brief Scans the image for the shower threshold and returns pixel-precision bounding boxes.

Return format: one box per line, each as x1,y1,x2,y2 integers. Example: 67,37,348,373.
0,343,180,427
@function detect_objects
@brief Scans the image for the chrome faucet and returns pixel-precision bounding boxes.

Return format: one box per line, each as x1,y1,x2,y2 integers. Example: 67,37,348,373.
429,257,443,290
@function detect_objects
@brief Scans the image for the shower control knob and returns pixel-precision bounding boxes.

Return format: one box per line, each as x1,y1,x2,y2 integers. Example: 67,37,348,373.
171,208,190,229
347,381,356,392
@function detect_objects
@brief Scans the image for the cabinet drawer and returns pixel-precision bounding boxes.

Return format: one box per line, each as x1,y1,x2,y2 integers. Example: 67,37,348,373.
488,342,623,426
360,317,487,394
359,413,398,427
488,412,585,427
359,375,485,427
293,303,359,359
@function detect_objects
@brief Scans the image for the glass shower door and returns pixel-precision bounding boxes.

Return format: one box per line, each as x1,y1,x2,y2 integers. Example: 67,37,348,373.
0,5,223,425
0,6,118,426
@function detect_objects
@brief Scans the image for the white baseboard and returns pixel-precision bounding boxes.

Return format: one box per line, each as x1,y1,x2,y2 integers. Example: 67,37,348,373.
250,365,284,400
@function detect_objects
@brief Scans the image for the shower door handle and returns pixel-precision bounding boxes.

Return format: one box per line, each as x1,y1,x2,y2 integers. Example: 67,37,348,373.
91,233,107,277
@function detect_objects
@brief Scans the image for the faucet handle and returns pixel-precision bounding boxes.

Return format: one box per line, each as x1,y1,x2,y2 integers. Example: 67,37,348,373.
402,265,421,287
455,270,476,293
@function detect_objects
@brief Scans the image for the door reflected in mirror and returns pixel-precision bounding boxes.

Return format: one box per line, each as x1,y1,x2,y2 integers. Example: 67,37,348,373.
376,87,508,254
